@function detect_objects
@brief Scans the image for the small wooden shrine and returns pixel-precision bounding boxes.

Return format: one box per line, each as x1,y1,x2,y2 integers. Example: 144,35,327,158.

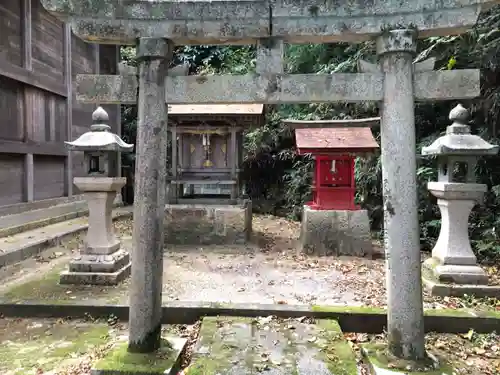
295,125,379,210
285,117,380,257
167,104,264,203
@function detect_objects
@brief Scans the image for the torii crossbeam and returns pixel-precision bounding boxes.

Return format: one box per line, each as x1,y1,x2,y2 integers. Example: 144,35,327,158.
75,69,480,105
41,0,498,45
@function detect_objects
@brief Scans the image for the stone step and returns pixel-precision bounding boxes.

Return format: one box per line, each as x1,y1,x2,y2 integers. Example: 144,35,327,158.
0,201,89,238
0,195,85,217
0,206,133,268
187,316,359,374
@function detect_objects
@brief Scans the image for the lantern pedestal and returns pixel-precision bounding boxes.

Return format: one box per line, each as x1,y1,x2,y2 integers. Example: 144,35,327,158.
60,177,131,285
300,205,372,257
422,182,492,292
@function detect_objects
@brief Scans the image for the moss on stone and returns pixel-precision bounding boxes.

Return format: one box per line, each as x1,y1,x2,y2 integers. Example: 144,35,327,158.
0,322,110,375
311,305,386,314
127,322,163,353
185,317,233,375
0,265,70,303
363,343,455,374
0,263,127,304
423,309,472,317
472,309,500,318
316,319,358,375
94,339,178,374
421,259,443,284
311,304,500,320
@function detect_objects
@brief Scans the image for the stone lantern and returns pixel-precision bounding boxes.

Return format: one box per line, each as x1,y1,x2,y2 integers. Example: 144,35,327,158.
421,104,499,294
60,107,134,285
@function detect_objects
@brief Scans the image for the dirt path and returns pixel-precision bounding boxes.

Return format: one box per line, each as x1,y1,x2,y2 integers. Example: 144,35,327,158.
0,215,498,313
0,214,498,374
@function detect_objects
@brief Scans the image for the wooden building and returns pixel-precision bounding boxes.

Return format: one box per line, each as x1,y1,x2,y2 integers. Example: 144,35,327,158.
167,104,264,203
0,0,120,210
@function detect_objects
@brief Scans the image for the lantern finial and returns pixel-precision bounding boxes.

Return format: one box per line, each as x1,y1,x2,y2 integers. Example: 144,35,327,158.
449,104,469,124
447,104,470,135
92,106,109,122
91,106,111,132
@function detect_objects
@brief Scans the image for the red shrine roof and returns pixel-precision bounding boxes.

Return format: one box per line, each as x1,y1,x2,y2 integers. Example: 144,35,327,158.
295,127,379,154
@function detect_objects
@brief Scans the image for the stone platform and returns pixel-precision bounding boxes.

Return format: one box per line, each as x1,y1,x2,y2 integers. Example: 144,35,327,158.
422,258,500,298
300,205,372,257
91,336,187,375
188,315,358,374
59,249,131,286
164,200,252,245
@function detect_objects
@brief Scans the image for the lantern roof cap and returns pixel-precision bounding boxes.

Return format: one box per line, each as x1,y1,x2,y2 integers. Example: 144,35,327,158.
295,126,379,154
65,107,134,153
422,104,499,157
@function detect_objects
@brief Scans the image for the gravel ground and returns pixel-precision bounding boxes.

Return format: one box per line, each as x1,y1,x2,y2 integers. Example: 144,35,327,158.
0,215,498,312
0,214,498,374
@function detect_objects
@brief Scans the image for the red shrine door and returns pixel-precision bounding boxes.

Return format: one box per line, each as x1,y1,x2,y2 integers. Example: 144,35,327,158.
310,155,358,210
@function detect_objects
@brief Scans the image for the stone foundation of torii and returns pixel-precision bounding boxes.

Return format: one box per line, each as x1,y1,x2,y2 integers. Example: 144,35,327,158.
41,0,499,361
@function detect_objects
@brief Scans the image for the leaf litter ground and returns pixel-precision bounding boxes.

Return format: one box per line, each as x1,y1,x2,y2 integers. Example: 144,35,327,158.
0,215,498,374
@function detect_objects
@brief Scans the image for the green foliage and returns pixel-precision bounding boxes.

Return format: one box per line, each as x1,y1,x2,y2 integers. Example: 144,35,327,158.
120,6,500,261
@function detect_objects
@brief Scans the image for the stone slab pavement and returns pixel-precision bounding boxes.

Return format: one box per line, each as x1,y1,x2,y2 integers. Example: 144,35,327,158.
188,315,358,374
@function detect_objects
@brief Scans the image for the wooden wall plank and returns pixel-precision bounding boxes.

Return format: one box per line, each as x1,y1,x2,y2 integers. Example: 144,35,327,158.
22,0,34,202
0,0,118,207
33,155,65,200
31,0,64,81
63,23,73,197
0,76,24,141
0,0,22,66
0,155,24,206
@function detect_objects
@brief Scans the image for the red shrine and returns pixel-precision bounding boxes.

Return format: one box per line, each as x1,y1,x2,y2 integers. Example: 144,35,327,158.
295,127,379,210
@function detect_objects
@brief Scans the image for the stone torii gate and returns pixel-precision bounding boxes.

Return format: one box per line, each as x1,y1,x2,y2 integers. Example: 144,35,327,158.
41,0,499,361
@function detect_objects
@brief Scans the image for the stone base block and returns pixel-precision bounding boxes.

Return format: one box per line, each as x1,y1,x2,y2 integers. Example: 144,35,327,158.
423,257,488,285
91,337,187,375
164,200,252,245
84,240,121,255
69,250,130,273
362,344,452,374
300,206,372,257
422,258,500,298
60,250,131,286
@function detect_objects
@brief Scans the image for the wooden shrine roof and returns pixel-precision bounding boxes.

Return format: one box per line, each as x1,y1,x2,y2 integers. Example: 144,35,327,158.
168,104,264,115
295,127,379,153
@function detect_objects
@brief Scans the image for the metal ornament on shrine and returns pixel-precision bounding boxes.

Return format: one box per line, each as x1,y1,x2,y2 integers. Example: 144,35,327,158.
288,118,379,257
41,0,500,366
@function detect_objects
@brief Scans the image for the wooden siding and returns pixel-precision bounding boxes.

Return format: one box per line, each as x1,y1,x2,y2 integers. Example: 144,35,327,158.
31,0,64,81
0,154,24,206
0,75,24,141
0,0,22,66
0,0,119,207
34,155,66,200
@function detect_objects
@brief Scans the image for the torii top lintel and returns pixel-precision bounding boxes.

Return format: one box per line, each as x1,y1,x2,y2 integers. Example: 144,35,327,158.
40,0,500,45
